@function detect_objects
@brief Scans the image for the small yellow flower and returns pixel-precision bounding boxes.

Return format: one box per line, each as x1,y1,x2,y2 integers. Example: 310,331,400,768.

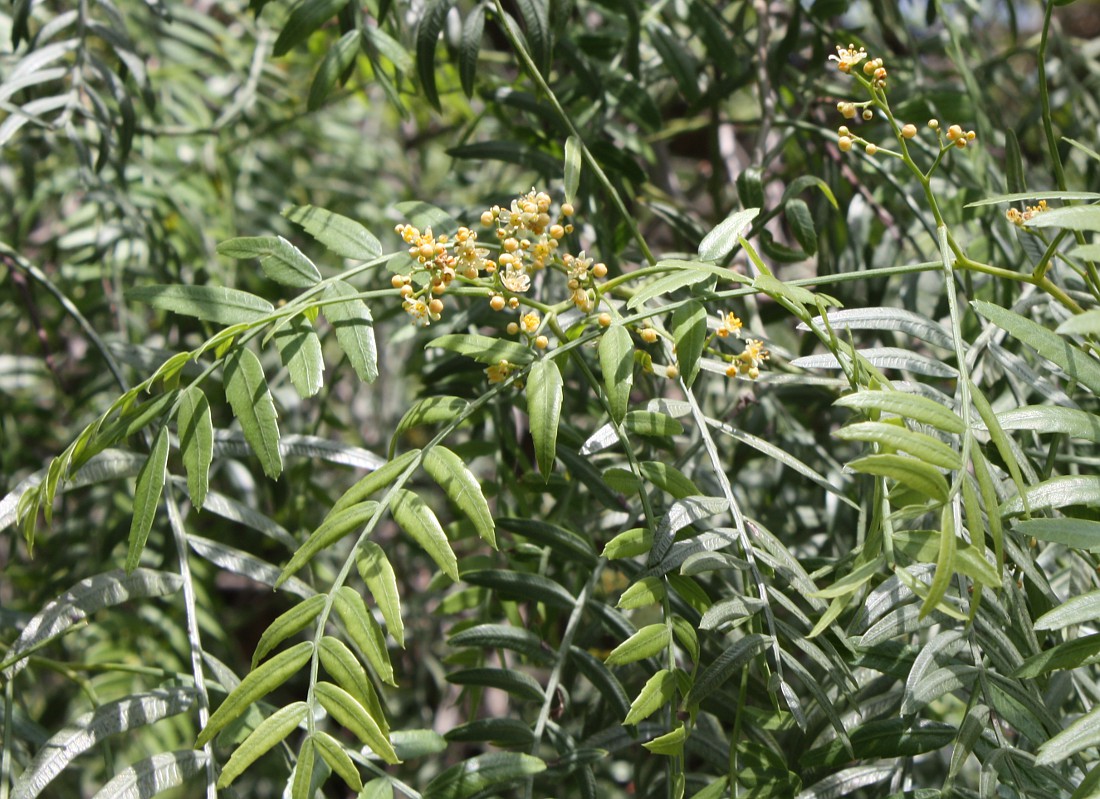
715,311,743,339
486,360,515,384
734,338,770,379
521,312,540,333
1006,200,1049,227
501,266,531,293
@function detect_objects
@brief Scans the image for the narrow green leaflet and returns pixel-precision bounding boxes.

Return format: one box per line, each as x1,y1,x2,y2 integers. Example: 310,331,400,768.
835,422,962,470
252,594,326,668
423,752,546,799
415,0,449,111
324,280,379,383
463,570,574,609
564,134,582,204
698,208,759,262
423,445,496,547
1,569,182,678
623,669,677,725
284,204,382,260
684,634,770,708
273,315,324,399
1001,475,1100,516
604,624,670,667
623,410,683,438
1016,518,1100,551
176,386,212,510
672,300,707,387
318,636,387,732
920,507,956,619
995,405,1100,443
223,347,283,479
126,284,274,325
272,0,350,56
196,641,313,747
648,495,729,569
332,586,395,685
847,454,949,503
312,730,364,792
446,668,545,702
498,518,597,566
1035,590,1100,631
216,236,321,288
973,300,1100,395
307,30,361,111
357,541,405,647
430,333,535,366
330,449,419,516
527,358,563,480
291,737,315,799
643,723,685,756
216,702,309,789
449,624,554,663
277,501,379,586
458,5,485,99
12,688,197,799
625,270,712,310
314,681,400,763
598,323,633,424
1057,308,1100,336
785,198,817,255
1014,634,1100,678
89,751,208,799
391,488,459,581
1037,704,1100,765
1026,205,1100,233
125,426,169,573
602,527,653,559
617,576,665,610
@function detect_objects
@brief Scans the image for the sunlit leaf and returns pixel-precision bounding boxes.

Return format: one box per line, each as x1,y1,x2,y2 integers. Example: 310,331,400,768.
423,445,496,547
527,358,563,479
315,681,399,763
88,751,208,799
284,204,382,261
216,702,309,789
323,280,379,383
217,236,321,288
223,347,282,479
423,752,546,799
332,586,395,685
605,624,670,667
391,488,458,582
177,387,212,510
357,541,405,647
125,426,170,573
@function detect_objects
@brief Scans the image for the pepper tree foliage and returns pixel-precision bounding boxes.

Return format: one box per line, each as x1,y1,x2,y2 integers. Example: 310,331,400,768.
2,0,1100,797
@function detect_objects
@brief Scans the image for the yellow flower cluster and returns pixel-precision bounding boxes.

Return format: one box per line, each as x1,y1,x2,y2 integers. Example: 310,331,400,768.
391,224,493,325
1006,200,1049,226
725,338,770,380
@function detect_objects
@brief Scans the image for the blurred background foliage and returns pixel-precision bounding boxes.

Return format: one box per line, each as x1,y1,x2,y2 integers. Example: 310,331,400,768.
3,0,1100,797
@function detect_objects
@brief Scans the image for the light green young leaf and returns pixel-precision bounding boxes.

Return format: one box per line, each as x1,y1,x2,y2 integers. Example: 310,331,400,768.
1001,475,1100,516
920,507,956,619
423,752,546,799
391,488,459,581
1057,309,1100,337
284,204,382,261
1,569,182,678
973,300,1100,394
125,426,170,574
833,389,965,434
423,445,496,547
599,323,634,424
847,454,949,503
625,270,712,310
623,669,677,725
361,778,396,799
217,236,321,288
13,688,197,799
672,300,707,387
332,586,395,686
357,541,405,647
683,634,770,708
126,284,273,325
89,751,208,799
617,576,665,610
1026,204,1100,233
698,208,759,262
272,0,350,56
604,624,670,667
330,450,420,517
318,636,387,733
314,681,400,763
430,333,535,366
527,358,563,480
642,723,685,756
313,730,364,792
216,702,309,789
602,527,652,559
273,315,324,399
1014,634,1100,679
252,594,326,668
623,410,683,438
177,387,212,510
324,280,379,383
223,347,282,479
564,135,582,204
835,422,962,470
196,641,313,747
277,501,379,586
802,308,954,350
291,737,315,799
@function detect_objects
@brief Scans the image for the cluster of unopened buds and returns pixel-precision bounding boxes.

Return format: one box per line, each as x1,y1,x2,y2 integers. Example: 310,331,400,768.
1006,199,1049,226
392,223,491,325
712,310,770,379
930,119,977,149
